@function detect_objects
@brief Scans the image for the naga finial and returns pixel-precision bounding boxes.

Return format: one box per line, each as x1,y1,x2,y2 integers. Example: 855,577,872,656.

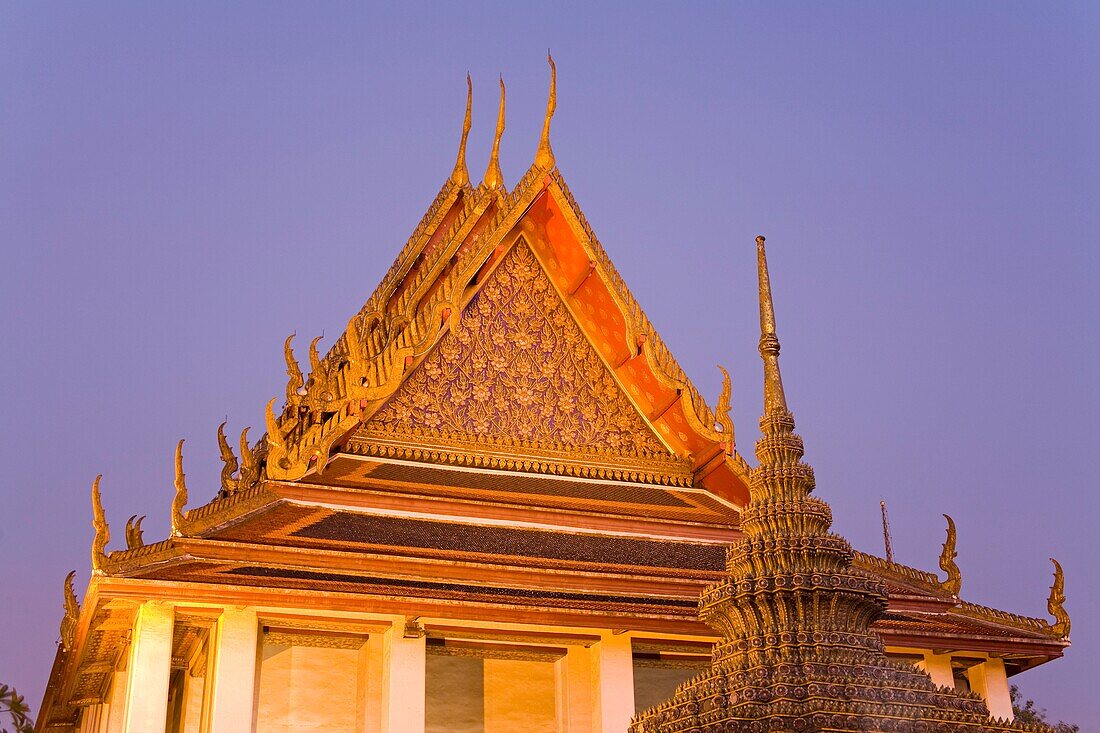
91,475,109,573
265,398,281,447
308,335,323,374
306,335,333,408
217,421,239,496
483,75,506,190
237,426,258,491
1047,557,1070,638
345,313,367,375
171,439,188,536
124,515,145,550
61,571,79,652
938,513,962,596
284,333,304,407
755,236,789,418
265,397,289,473
450,73,473,187
715,364,735,449
534,51,557,171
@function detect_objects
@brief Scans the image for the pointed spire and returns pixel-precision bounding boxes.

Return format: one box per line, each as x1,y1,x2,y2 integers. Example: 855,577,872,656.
483,75,506,190
171,439,188,536
90,475,108,573
450,73,473,187
939,513,962,596
756,235,789,417
535,51,557,170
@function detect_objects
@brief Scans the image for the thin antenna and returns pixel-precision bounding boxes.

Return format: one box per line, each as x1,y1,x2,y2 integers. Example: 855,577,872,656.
880,499,894,564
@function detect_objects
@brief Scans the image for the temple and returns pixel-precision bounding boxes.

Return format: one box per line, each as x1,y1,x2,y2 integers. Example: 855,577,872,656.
36,58,1069,733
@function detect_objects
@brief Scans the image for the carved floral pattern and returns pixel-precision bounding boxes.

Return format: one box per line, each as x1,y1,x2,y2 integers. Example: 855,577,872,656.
370,242,670,459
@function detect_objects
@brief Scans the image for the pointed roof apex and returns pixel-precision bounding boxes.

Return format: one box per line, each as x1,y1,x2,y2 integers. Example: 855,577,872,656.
450,73,473,187
535,51,557,170
756,235,789,416
483,75,506,190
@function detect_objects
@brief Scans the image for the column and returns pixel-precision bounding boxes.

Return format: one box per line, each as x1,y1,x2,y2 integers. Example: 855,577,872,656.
358,635,382,733
556,646,593,733
919,652,955,690
591,634,634,733
201,608,259,732
122,602,174,733
968,658,1013,721
380,623,425,733
104,667,129,733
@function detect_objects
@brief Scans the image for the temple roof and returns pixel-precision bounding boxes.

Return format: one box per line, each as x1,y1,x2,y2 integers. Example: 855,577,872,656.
261,163,749,505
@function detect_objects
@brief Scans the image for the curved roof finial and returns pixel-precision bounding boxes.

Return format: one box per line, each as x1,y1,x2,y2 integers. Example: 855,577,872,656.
61,571,79,652
171,439,188,536
284,333,303,407
450,73,473,187
217,421,239,496
1047,557,1070,638
535,51,557,171
756,235,789,417
938,513,962,596
238,426,258,491
483,75,506,190
715,364,735,449
91,475,108,573
125,515,145,550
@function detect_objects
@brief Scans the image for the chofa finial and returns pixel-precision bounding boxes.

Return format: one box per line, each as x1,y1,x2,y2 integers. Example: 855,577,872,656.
238,426,259,492
91,475,108,573
483,75,506,190
217,421,239,496
938,513,962,596
715,364,735,449
451,73,473,187
124,515,145,550
171,439,188,536
756,235,789,417
61,571,79,652
284,333,304,407
1047,557,1070,638
535,51,557,171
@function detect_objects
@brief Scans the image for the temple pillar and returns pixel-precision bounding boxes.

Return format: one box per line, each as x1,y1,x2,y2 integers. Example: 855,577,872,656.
104,667,129,733
122,602,174,733
968,658,1013,721
380,622,425,733
591,634,634,733
920,652,955,690
556,646,594,732
357,636,381,733
201,608,258,732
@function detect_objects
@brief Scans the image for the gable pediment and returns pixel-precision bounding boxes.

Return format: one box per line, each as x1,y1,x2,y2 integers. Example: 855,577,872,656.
358,238,688,481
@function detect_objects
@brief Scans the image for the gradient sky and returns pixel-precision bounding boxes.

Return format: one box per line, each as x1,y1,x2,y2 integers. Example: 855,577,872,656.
1,2,1097,726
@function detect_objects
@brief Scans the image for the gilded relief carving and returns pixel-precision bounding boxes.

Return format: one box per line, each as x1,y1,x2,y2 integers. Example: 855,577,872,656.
369,241,670,459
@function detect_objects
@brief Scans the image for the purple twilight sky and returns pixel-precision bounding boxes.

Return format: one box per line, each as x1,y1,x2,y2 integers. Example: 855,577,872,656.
1,2,1097,726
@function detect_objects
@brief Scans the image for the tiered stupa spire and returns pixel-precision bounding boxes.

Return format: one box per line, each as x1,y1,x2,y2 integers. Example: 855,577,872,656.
630,236,1054,732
